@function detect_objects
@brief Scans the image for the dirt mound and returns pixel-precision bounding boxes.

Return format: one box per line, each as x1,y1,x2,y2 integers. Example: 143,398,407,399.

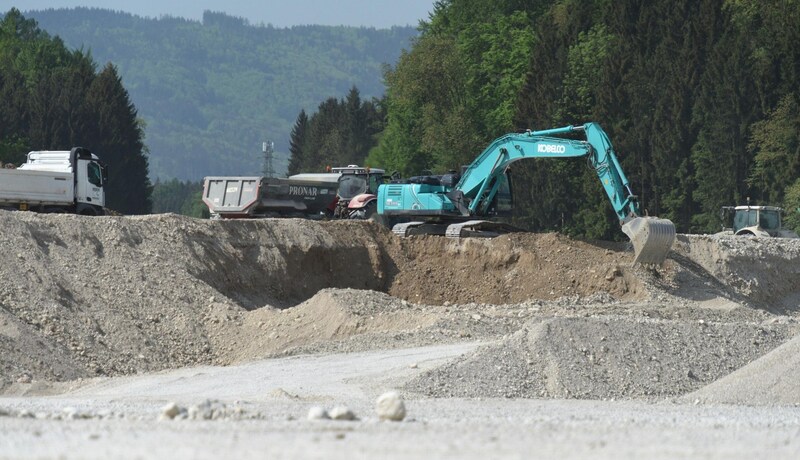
672,234,800,311
389,233,645,305
0,213,395,387
404,315,792,400
1,211,798,399
207,288,441,364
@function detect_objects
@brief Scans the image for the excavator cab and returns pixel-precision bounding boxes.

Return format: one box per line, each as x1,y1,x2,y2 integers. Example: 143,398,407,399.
485,171,513,217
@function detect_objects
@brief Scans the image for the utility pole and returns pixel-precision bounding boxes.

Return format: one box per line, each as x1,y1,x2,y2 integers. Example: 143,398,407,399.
262,140,275,178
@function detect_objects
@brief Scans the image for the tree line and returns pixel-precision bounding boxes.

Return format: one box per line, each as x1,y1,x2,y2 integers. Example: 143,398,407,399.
0,9,151,214
7,2,798,233
25,7,416,181
338,0,798,237
288,87,385,174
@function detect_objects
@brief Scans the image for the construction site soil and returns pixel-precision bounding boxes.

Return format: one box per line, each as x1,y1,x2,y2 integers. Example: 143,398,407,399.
1,211,800,457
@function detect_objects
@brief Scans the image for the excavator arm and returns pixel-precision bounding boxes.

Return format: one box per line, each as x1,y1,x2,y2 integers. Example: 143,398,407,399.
454,122,674,264
455,123,641,224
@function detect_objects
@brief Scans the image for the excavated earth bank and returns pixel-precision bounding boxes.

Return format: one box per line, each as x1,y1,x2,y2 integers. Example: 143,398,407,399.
1,211,799,405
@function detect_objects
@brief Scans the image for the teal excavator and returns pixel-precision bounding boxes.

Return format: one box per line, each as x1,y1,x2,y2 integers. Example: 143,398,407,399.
372,122,676,265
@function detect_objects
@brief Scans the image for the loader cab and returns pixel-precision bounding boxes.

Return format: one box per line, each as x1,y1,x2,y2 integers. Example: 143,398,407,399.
731,206,782,235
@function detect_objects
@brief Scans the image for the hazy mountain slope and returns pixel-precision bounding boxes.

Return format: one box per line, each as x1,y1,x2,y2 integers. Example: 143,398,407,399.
25,8,416,180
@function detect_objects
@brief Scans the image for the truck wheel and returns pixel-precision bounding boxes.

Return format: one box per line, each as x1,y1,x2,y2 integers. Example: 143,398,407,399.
76,205,98,216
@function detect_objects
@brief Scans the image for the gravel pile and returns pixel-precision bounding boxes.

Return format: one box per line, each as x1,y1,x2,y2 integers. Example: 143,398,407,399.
404,314,793,400
1,211,798,404
685,332,800,406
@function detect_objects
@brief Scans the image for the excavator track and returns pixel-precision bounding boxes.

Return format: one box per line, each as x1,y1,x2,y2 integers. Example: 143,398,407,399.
391,220,520,238
391,221,451,237
621,217,676,266
445,220,520,238
392,221,426,237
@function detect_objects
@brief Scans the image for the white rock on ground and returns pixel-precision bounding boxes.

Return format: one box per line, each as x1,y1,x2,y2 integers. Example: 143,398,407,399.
376,391,406,421
307,406,329,420
328,406,356,421
160,402,181,420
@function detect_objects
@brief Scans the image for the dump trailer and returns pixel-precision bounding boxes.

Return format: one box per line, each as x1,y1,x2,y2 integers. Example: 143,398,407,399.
202,174,340,219
0,147,108,215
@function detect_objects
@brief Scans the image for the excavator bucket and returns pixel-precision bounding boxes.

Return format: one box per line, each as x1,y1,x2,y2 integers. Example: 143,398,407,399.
621,217,676,265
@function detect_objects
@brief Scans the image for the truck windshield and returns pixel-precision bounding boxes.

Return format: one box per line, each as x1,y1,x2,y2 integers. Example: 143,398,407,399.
338,175,367,200
88,162,103,187
733,209,781,232
733,210,756,232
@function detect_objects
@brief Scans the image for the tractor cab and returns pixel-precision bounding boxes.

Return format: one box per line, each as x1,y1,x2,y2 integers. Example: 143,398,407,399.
333,165,385,201
722,205,797,237
331,165,385,218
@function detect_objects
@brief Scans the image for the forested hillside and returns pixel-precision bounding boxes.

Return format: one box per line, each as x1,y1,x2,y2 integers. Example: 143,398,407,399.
366,0,800,236
6,2,798,232
22,8,416,180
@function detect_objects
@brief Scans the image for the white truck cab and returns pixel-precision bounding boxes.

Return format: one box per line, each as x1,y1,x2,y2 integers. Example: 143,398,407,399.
2,147,108,215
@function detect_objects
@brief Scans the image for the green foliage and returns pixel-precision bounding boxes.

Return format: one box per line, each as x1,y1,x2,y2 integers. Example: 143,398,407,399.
371,0,800,239
82,63,152,214
289,87,385,173
24,8,416,181
0,135,27,165
784,179,800,233
461,11,536,134
151,179,208,218
748,93,800,204
287,110,308,176
558,24,614,121
370,2,537,177
0,9,151,213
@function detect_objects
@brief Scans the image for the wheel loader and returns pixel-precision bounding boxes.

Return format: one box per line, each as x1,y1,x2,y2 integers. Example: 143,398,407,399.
721,205,799,238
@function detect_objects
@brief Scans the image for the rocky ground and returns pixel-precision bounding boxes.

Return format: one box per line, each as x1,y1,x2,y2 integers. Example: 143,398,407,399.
0,212,799,458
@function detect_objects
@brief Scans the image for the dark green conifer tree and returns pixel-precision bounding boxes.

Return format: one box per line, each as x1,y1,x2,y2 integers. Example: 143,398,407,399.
287,109,308,175
82,63,151,214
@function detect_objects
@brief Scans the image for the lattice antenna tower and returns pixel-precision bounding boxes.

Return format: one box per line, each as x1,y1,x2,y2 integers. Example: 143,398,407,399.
262,140,275,178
